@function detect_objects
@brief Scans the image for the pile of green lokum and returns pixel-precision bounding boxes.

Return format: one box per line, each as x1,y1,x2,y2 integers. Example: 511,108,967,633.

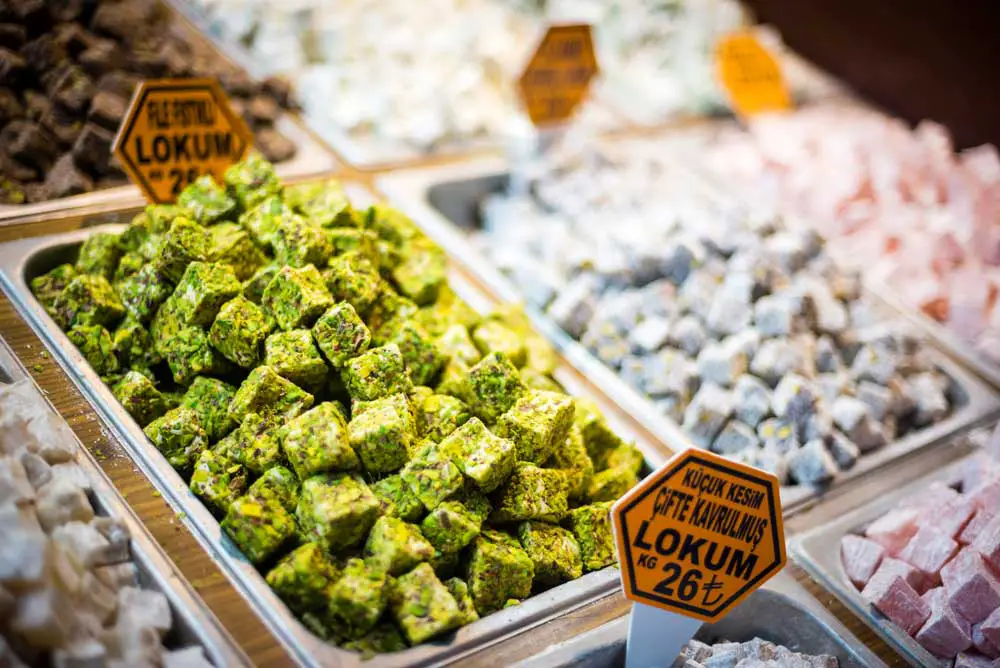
31,154,644,652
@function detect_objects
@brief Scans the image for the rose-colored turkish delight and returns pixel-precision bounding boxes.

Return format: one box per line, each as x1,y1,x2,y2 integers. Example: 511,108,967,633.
955,651,1000,668
970,480,1000,514
876,557,930,595
921,493,979,540
941,549,1000,625
973,515,1000,572
961,510,996,546
865,507,920,556
840,534,885,588
862,570,931,635
972,621,1000,659
982,608,1000,648
899,526,960,584
916,586,973,659
904,482,962,513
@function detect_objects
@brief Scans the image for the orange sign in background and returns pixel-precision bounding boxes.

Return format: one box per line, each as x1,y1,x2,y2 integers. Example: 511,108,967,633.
518,24,598,127
716,31,791,118
612,449,785,622
113,78,252,204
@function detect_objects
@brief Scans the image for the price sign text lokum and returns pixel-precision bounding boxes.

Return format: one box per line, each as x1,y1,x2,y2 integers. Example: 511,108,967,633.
113,78,252,204
613,448,785,622
518,24,598,127
716,31,791,118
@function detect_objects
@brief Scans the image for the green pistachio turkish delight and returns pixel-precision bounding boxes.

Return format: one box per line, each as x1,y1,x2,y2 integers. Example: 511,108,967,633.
248,465,299,512
163,326,227,385
436,324,481,367
153,217,211,282
265,542,341,615
312,302,371,368
491,464,569,523
112,252,144,284
31,263,76,313
177,175,237,224
342,344,412,401
285,179,355,228
189,449,247,514
327,228,380,267
367,287,419,346
391,238,447,306
145,204,193,233
262,264,334,331
274,214,333,268
439,417,515,493
239,195,292,250
519,368,563,393
364,516,435,575
416,393,471,442
392,320,446,386
548,425,594,499
327,558,388,639
229,365,314,423
242,264,280,304
444,578,479,626
180,377,238,442
574,398,624,462
389,563,462,645
209,296,274,368
264,329,329,391
348,393,415,474
229,412,284,475
296,474,381,552
75,232,122,280
472,320,526,368
143,407,208,472
67,323,118,375
601,443,645,476
172,261,242,328
116,265,172,324
463,352,526,425
282,402,358,478
111,317,156,368
586,467,638,503
112,370,167,427
369,204,422,249
495,390,574,464
371,474,425,523
209,222,267,280
517,521,582,585
465,530,534,616
341,623,407,656
322,251,381,316
401,442,464,511
566,502,616,572
222,491,296,565
430,549,461,580
53,274,125,329
420,501,482,555
224,152,281,211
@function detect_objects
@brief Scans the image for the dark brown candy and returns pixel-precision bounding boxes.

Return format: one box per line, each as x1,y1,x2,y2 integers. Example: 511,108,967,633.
219,69,255,98
262,76,297,111
90,0,159,42
52,22,94,57
2,120,59,171
78,38,120,78
1,152,39,182
249,95,280,125
256,128,296,164
48,0,88,23
23,90,51,121
44,152,93,198
21,36,67,76
0,47,27,86
0,24,27,50
95,70,138,98
71,122,113,175
0,87,24,126
41,107,83,147
48,64,95,115
5,0,46,22
87,89,125,131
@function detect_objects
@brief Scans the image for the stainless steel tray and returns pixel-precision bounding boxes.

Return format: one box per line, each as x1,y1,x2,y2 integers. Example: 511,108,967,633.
377,157,1000,516
511,571,887,668
0,197,668,667
790,454,987,668
0,2,337,224
0,337,244,666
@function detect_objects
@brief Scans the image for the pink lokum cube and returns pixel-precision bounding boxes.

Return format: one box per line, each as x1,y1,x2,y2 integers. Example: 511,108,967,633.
955,652,1000,668
962,451,1000,493
841,535,885,588
916,586,973,659
862,571,931,636
982,608,1000,648
972,622,1000,659
877,557,930,594
921,494,978,540
962,510,997,546
899,526,960,583
974,515,1000,571
866,507,920,556
903,482,961,512
942,549,1000,624
970,480,1000,514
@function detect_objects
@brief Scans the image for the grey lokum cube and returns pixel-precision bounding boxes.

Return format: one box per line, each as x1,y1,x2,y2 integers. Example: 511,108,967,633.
856,380,893,422
757,418,800,455
850,343,899,385
753,294,794,337
643,349,698,401
903,372,949,426
681,384,732,449
771,373,816,426
814,335,841,374
668,315,707,356
629,316,672,355
755,447,789,485
677,272,718,321
786,439,839,485
830,395,886,452
705,290,752,337
711,421,759,456
828,431,860,471
733,374,771,428
547,274,598,339
751,338,806,387
697,340,747,388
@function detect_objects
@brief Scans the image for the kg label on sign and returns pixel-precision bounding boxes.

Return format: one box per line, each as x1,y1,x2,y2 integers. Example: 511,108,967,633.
113,78,252,204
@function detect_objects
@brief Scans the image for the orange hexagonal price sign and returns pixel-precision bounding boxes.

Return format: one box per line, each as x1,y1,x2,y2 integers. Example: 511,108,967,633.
518,24,598,127
716,31,792,118
113,78,252,204
612,448,786,623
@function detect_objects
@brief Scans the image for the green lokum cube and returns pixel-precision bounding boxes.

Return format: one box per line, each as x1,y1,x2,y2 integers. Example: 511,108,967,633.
523,333,559,377
229,365,315,423
145,204,193,234
118,212,154,253
239,195,292,249
208,296,274,368
519,368,563,393
602,443,645,476
566,502,616,572
264,329,329,391
491,464,569,523
112,252,144,284
574,398,624,462
517,521,582,585
327,228,380,266
465,530,534,616
189,449,247,514
211,426,240,459
439,417,515,493
401,442,464,511
172,261,242,328
371,474,425,523
586,467,638,503
503,599,521,609
322,251,381,316
67,324,118,375
464,352,526,425
389,563,462,645
112,370,167,427
436,324,481,367
153,217,211,282
222,491,296,565
348,393,415,474
420,501,482,554
312,302,371,368
434,286,481,331
548,425,594,500
273,214,334,269
262,264,334,331
444,578,479,626
369,204,422,249
52,274,124,329
111,317,157,368
364,516,435,575
391,238,447,306
282,402,359,479
224,152,281,210
248,465,299,512
367,287,419,345
117,265,172,324
285,179,355,228
177,175,237,224
342,344,412,402
495,390,575,464
327,558,388,639
416,393,471,442
150,296,183,357
430,549,461,580
143,407,208,472
163,326,227,385
31,263,76,312
435,360,472,402
229,412,284,474
341,623,407,656
208,222,267,281
265,542,341,614
242,264,279,304
472,321,526,368
296,474,381,551
391,320,446,386
75,232,121,280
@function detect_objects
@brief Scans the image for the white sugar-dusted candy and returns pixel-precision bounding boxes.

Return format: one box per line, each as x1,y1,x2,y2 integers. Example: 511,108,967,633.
93,563,138,591
90,517,131,565
35,476,94,532
0,456,35,506
20,451,52,490
48,462,93,494
79,571,118,625
118,587,173,636
25,413,78,464
52,638,107,668
52,522,113,570
0,519,47,587
11,585,75,649
163,646,214,668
